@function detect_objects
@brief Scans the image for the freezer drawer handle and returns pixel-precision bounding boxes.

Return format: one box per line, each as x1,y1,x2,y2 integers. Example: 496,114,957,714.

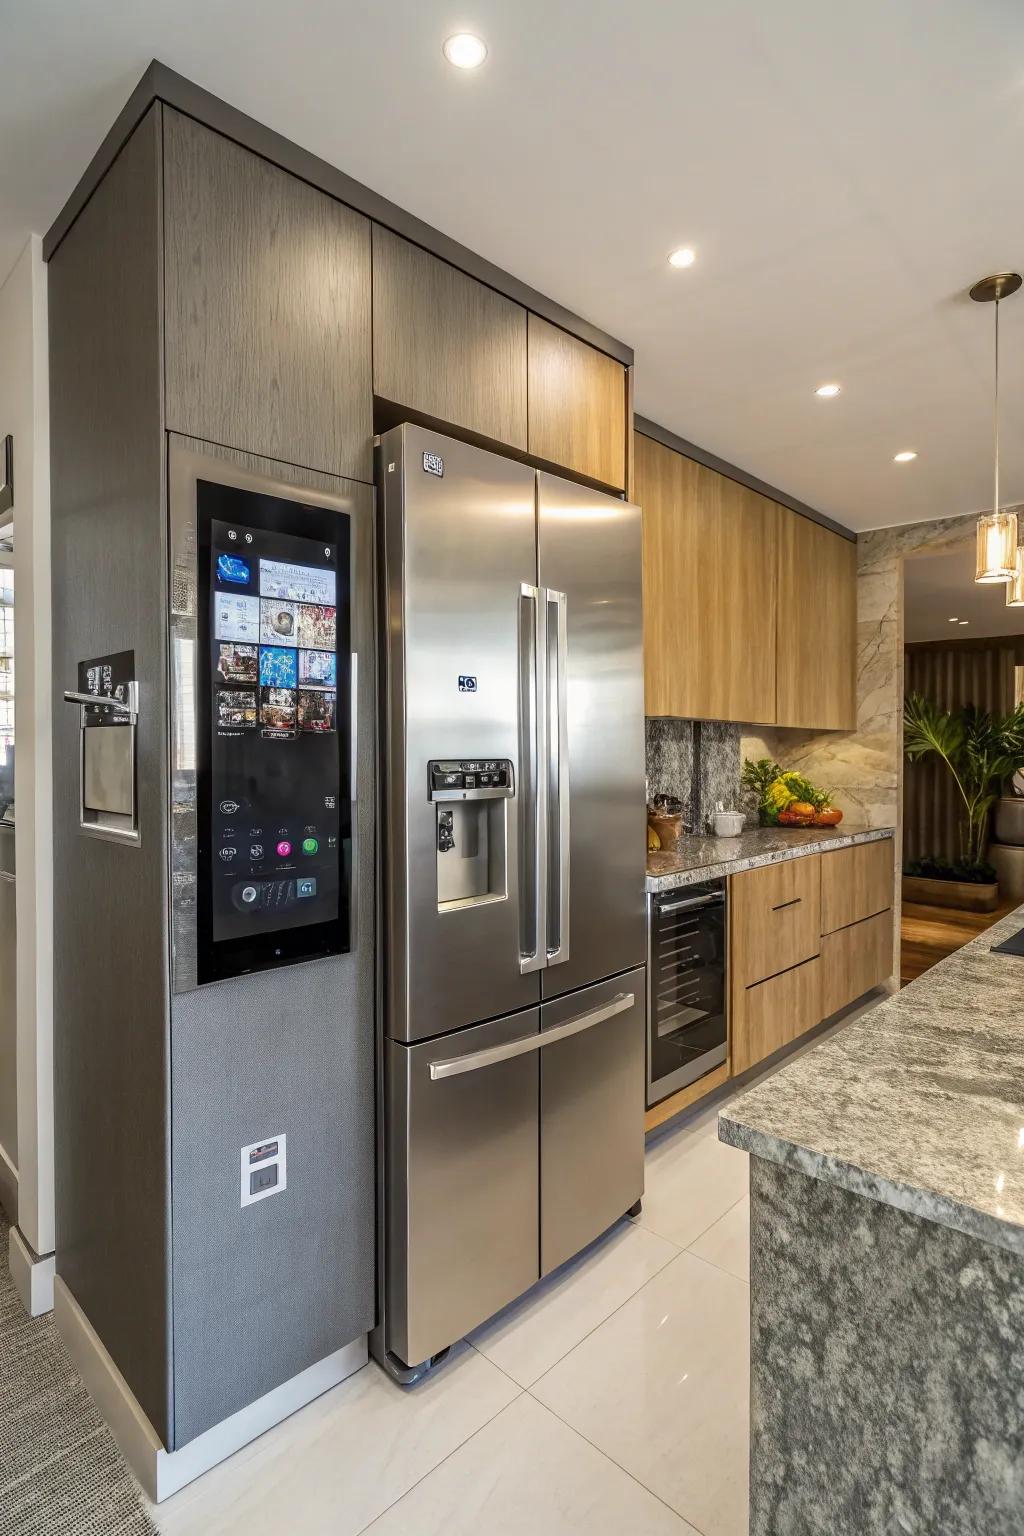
428,990,635,1081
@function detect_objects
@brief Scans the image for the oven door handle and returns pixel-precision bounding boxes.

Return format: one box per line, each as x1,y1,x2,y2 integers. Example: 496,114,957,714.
429,991,634,1081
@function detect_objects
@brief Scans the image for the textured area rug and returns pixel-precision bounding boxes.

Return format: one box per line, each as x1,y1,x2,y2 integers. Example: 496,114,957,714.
0,1212,157,1536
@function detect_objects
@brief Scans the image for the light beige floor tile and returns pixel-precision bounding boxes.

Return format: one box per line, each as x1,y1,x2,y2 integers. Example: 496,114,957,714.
638,1121,749,1249
152,1347,519,1536
364,1393,699,1535
469,1219,678,1387
689,1195,749,1282
533,1251,749,1536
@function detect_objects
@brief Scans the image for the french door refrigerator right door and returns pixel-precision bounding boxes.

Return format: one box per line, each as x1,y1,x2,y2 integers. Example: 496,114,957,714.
536,471,646,1000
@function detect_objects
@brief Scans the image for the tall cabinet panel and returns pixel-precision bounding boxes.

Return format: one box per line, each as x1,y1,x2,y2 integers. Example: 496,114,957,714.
372,226,528,450
637,431,779,724
776,509,857,729
163,109,373,482
528,316,627,490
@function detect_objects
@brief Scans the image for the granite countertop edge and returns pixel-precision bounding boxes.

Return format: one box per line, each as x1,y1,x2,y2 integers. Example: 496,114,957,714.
646,824,895,892
718,1117,1024,1260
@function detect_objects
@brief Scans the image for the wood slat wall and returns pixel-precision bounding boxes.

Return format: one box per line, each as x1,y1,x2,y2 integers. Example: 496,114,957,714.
904,642,1017,864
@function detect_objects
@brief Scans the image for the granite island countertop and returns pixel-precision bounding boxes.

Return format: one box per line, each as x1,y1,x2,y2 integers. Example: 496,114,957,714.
720,902,1024,1257
646,823,895,892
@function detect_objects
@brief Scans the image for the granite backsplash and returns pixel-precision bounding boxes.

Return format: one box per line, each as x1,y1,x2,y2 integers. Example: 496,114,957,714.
646,717,743,833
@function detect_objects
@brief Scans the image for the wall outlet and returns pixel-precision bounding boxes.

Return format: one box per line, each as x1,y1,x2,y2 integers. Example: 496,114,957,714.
240,1134,287,1207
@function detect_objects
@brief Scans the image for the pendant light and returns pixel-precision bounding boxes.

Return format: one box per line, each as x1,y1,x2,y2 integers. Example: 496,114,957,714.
971,272,1021,583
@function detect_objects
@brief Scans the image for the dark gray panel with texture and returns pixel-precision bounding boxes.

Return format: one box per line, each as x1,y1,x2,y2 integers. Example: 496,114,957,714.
49,105,172,1442
169,443,376,1448
163,109,373,483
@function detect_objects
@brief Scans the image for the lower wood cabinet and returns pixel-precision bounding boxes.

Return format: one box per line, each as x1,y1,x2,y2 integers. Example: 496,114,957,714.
819,910,894,1018
731,957,821,1077
821,839,894,934
729,855,821,987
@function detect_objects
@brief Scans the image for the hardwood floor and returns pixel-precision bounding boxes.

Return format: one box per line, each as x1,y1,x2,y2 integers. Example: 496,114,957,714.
900,897,1018,985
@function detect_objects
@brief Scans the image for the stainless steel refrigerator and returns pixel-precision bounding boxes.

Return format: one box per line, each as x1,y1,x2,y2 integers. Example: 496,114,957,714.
375,424,646,1380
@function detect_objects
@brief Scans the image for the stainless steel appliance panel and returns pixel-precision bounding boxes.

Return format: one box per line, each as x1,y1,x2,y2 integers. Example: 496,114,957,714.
536,473,646,999
380,425,540,1041
386,1009,541,1368
539,969,645,1275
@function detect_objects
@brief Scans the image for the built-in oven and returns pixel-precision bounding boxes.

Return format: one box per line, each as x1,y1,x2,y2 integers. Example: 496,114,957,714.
646,880,727,1106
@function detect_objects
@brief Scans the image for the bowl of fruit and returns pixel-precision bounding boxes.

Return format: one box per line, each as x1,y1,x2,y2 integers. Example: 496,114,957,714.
740,759,843,829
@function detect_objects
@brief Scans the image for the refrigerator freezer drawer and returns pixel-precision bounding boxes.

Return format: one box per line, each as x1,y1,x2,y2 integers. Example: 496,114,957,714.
540,968,646,1276
386,1010,541,1369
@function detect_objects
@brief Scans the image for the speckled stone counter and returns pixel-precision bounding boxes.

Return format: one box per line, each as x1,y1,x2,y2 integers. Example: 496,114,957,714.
721,904,1024,1535
646,823,894,892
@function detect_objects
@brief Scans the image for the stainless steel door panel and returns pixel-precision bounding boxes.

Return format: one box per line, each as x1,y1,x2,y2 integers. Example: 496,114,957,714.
380,425,540,1041
386,1010,540,1368
537,474,646,998
540,969,645,1275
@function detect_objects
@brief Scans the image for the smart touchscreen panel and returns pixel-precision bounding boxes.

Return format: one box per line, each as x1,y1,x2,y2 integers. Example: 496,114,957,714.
196,479,351,982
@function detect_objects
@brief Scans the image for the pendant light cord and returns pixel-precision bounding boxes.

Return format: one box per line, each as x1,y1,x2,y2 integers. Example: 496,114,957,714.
994,295,1001,516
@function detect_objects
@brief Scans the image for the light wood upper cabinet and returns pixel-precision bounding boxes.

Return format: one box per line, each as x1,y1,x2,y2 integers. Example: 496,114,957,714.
163,110,373,482
372,227,528,450
776,509,857,729
527,316,627,490
637,432,779,723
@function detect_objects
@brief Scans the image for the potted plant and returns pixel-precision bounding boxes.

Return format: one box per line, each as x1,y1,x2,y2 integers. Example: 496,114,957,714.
902,694,1024,912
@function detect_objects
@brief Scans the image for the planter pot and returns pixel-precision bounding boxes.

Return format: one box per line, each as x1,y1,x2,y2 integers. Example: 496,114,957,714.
989,843,1024,902
902,874,1000,913
994,797,1024,848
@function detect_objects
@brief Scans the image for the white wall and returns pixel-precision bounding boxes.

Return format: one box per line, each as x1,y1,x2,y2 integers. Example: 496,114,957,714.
0,235,54,1259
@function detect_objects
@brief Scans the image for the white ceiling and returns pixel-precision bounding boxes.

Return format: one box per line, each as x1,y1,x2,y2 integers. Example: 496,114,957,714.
3,0,1024,532
905,542,1024,642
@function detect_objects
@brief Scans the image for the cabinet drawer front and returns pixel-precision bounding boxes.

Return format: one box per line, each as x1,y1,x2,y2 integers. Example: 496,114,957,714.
821,840,894,934
731,957,821,1076
730,855,821,986
820,911,894,1017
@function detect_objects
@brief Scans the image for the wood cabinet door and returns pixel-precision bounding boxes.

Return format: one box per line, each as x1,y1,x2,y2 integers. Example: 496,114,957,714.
637,432,779,722
820,911,894,1017
821,840,894,934
731,957,821,1076
527,315,626,490
164,110,372,482
776,510,857,729
729,855,822,988
372,226,528,450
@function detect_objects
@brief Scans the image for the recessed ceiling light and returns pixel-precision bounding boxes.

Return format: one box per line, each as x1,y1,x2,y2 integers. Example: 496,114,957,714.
667,247,696,269
443,33,487,68
815,383,841,397
959,620,969,626
894,450,918,462
948,616,959,623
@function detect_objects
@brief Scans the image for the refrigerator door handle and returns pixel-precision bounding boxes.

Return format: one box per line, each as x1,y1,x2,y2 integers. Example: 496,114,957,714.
429,991,635,1080
546,588,570,965
518,583,548,973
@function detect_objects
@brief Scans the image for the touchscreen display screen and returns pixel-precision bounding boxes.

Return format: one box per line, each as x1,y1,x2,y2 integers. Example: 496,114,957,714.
197,480,351,982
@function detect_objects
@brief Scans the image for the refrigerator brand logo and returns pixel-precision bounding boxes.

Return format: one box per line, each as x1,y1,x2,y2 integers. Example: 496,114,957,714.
458,676,477,693
422,452,445,478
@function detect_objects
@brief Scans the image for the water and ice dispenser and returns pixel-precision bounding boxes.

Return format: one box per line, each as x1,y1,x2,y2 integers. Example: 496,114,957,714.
428,759,514,910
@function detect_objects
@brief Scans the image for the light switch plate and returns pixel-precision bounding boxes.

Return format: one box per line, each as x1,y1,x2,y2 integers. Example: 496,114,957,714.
240,1133,287,1207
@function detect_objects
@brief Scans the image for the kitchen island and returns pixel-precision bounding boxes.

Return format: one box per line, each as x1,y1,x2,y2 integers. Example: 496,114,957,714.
720,903,1024,1534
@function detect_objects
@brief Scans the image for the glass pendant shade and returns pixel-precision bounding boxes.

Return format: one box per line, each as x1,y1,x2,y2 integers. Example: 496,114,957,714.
1006,543,1024,606
975,510,1018,583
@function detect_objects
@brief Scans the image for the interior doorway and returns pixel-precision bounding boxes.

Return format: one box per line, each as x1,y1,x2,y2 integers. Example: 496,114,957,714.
900,539,1024,982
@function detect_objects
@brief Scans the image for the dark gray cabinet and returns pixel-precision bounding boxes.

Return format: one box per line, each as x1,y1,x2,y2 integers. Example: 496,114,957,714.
163,109,373,482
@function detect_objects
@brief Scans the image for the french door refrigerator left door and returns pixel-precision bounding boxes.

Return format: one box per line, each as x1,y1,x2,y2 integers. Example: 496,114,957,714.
167,436,375,1449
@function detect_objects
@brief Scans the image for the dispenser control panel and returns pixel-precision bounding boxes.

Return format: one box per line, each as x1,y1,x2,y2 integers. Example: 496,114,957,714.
196,479,351,983
428,759,514,798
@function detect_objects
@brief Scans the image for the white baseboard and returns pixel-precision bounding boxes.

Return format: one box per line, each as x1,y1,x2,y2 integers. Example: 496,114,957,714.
8,1223,54,1316
54,1275,367,1503
0,1139,17,1226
